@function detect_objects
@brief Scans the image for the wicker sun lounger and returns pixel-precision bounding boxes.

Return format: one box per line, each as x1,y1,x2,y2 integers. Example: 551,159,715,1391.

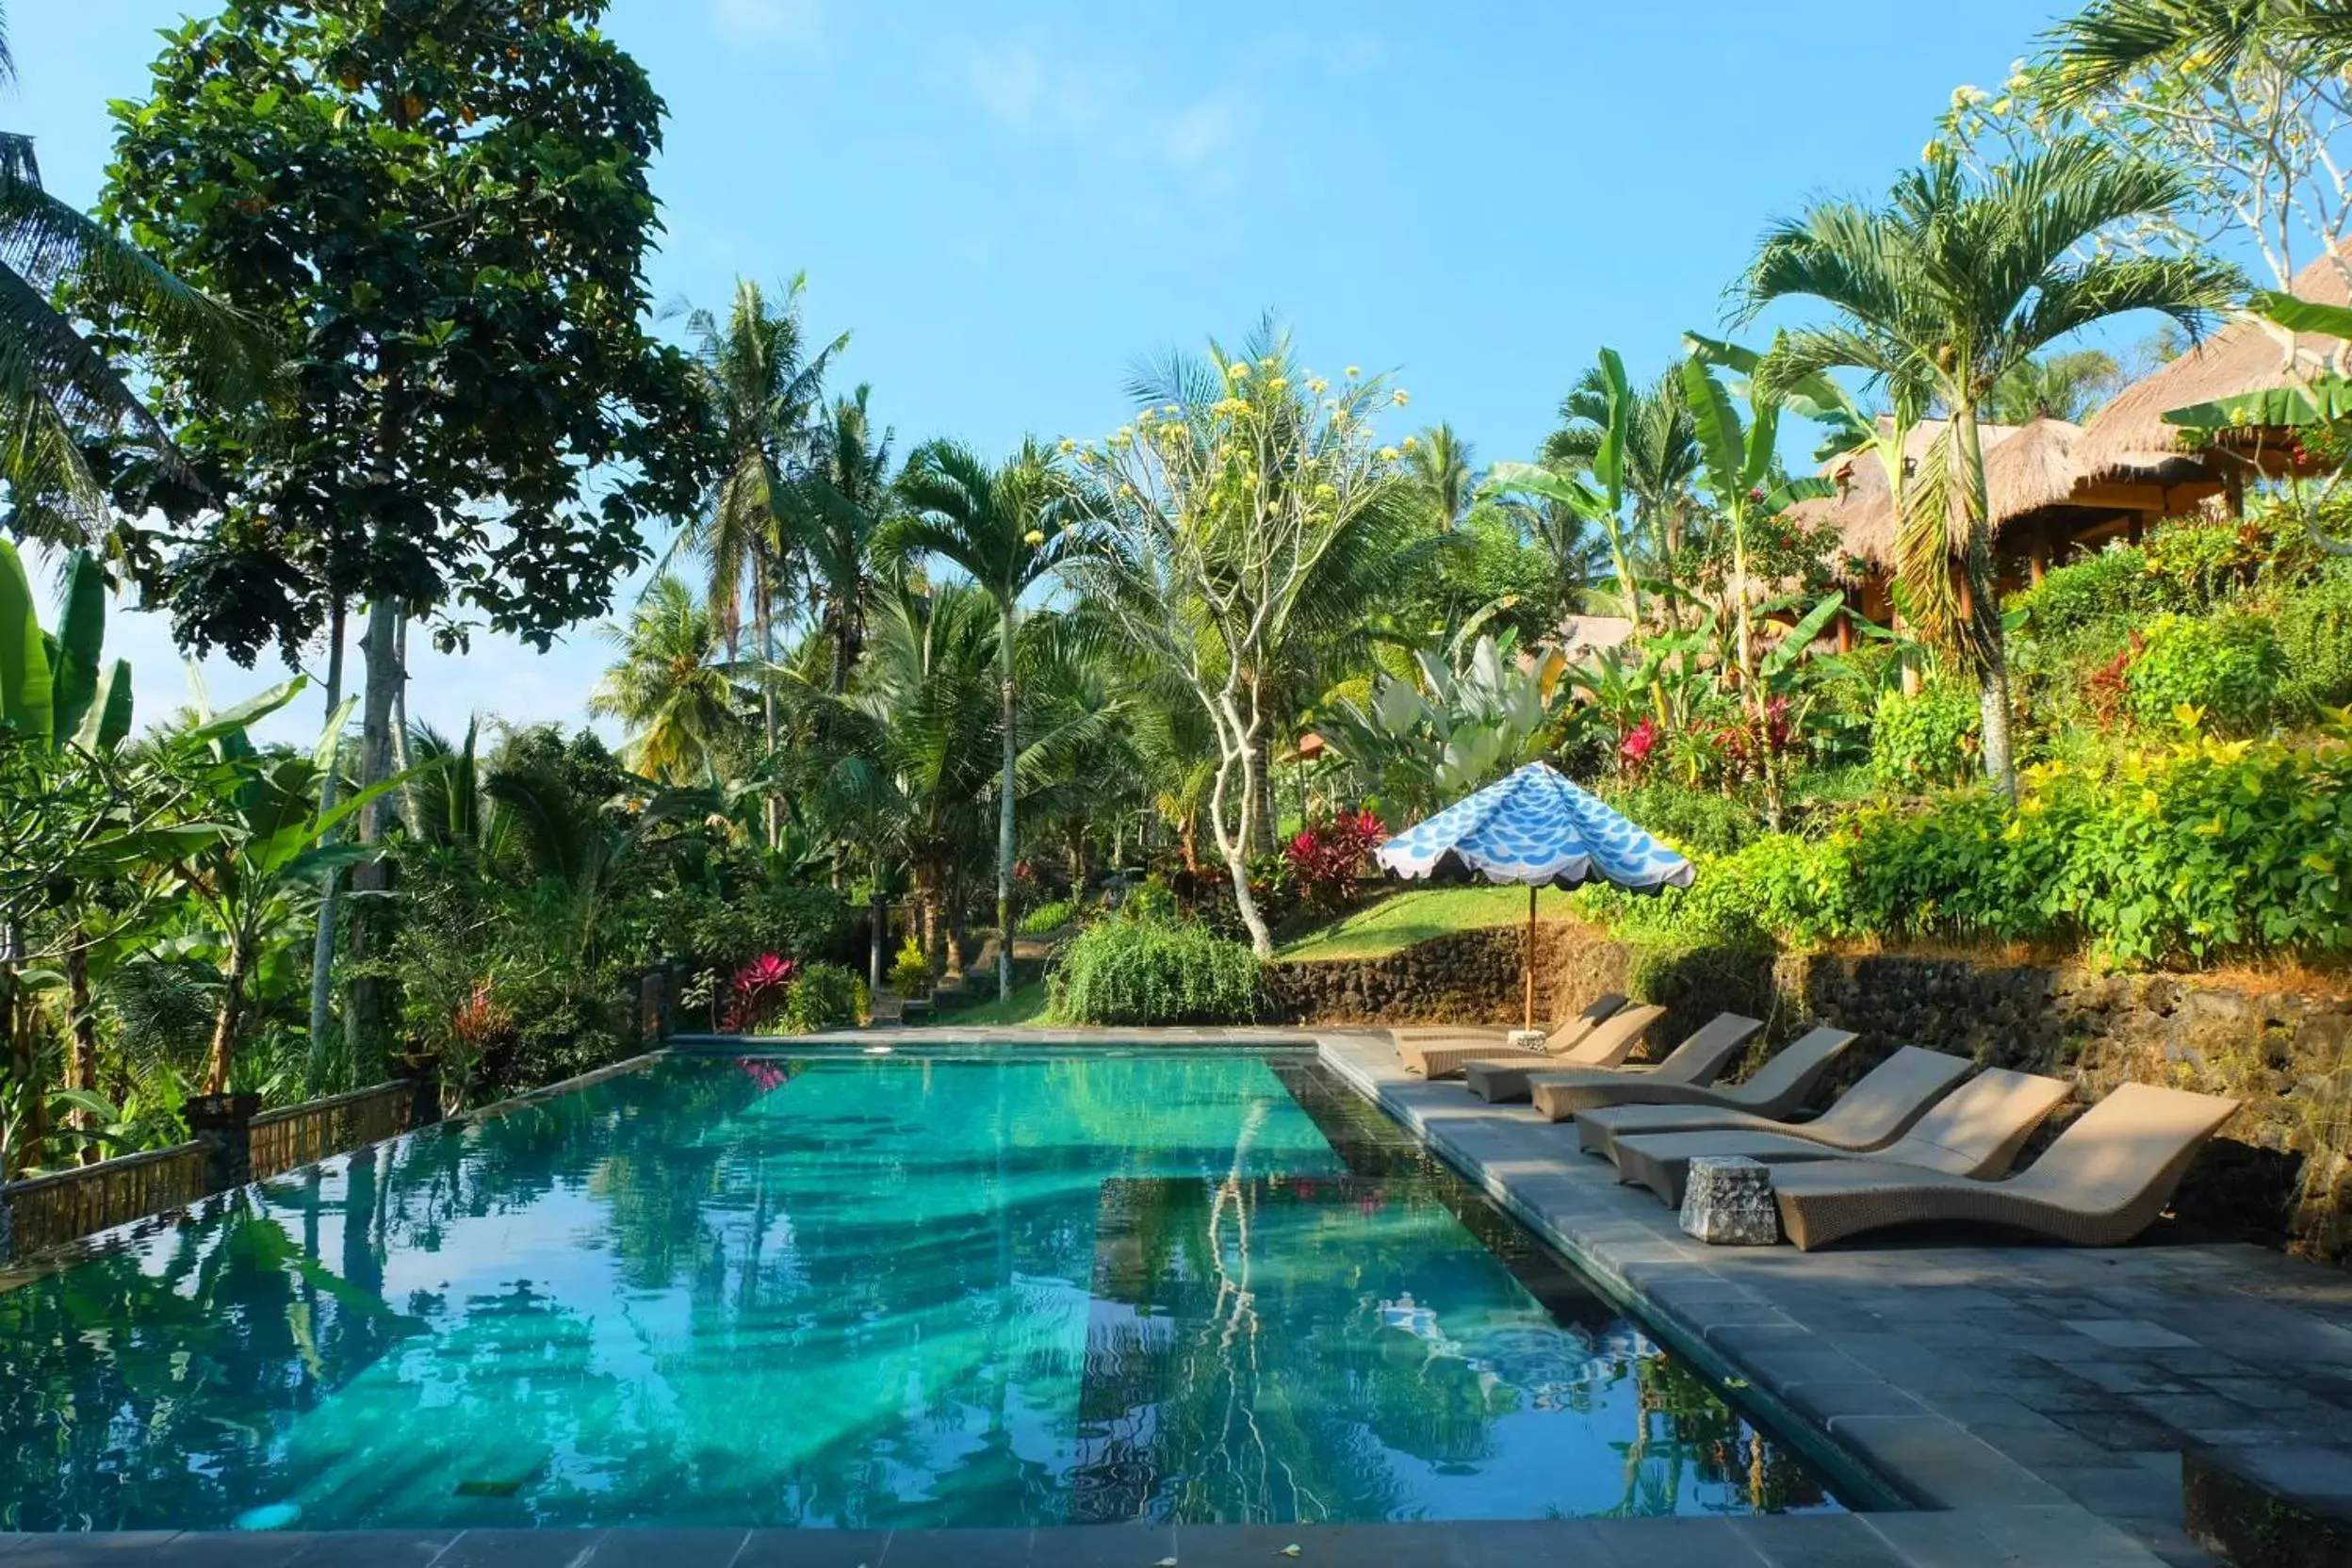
1529,1023,1856,1124
1770,1082,2242,1250
1609,1067,2073,1205
1456,1004,1674,1102
1394,993,1629,1079
1575,1045,1974,1161
1467,1011,1757,1105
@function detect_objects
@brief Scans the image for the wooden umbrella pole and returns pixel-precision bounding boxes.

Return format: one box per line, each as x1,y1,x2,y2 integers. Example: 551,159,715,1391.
1524,883,1538,1031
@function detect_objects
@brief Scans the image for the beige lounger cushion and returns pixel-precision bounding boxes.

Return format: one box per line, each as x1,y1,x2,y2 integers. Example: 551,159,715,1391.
1770,1082,2241,1250
1518,1014,1782,1119
1458,1004,1667,1102
1574,1045,1973,1159
1609,1067,2072,1205
1395,994,1627,1079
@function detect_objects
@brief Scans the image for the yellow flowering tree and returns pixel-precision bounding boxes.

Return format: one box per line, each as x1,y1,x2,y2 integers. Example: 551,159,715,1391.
1070,325,1413,955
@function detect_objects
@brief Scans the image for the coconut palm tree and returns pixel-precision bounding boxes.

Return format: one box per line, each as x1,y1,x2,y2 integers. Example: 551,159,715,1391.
1986,348,2126,423
1545,360,1702,600
668,277,845,834
2042,0,2352,102
1740,137,2239,795
588,575,746,782
0,1,272,547
884,439,1086,1001
1402,422,1478,524
792,384,894,694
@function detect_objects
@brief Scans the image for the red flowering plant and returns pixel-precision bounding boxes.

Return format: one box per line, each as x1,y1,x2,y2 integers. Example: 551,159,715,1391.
1618,716,1664,776
1714,695,1796,779
1285,808,1386,911
724,954,799,1033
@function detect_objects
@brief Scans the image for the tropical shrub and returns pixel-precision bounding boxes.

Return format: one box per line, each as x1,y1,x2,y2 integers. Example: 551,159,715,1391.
1596,779,1759,858
2124,613,2285,736
1870,686,1982,791
1049,918,1266,1024
1311,636,1566,821
1285,809,1386,910
888,934,932,998
2010,545,2164,636
1019,898,1080,936
1576,729,2352,966
2278,568,2352,716
780,962,868,1033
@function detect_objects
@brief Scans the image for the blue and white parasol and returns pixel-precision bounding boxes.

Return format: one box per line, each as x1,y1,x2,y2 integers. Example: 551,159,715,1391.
1375,762,1693,1029
1377,760,1694,892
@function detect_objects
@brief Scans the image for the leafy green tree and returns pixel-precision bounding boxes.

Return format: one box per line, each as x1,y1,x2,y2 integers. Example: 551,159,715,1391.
0,3,272,550
1401,422,1478,524
100,0,709,1065
588,576,745,782
1740,138,2238,794
793,384,895,694
885,439,1086,1000
1544,357,1702,610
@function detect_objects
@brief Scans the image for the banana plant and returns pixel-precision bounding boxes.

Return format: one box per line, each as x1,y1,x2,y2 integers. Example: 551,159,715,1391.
1310,634,1568,821
175,682,407,1094
1676,355,1837,825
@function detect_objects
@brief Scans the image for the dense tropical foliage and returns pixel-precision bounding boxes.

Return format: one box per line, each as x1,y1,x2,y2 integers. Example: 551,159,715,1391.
2,0,2350,1181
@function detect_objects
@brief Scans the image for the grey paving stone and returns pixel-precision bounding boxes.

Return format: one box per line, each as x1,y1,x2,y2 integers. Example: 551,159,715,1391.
1174,1520,1605,1567
607,1530,773,1567
1580,1516,1765,1567
9,1542,181,1567
2061,1318,2202,1351
1021,1524,1175,1568
2040,1464,2188,1522
1729,1514,1907,1568
876,1527,1031,1568
283,1533,460,1568
145,1538,324,1568
420,1530,607,1568
1775,1379,1933,1426
1821,1416,2064,1511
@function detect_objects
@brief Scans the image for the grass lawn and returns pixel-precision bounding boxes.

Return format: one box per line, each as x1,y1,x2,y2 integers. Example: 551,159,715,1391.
1280,885,1553,962
931,979,1051,1027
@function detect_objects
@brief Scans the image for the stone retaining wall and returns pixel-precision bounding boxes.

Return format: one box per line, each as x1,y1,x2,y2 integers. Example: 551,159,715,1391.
1268,923,2352,1264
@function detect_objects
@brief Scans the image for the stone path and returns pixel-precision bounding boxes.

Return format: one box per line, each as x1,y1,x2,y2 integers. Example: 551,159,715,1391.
1315,1029,2352,1567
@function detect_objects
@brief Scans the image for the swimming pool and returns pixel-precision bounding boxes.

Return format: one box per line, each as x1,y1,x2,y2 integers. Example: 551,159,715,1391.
0,1048,1845,1531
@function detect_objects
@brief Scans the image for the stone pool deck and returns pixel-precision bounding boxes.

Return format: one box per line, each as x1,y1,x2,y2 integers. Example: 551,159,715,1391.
1311,1028,2352,1568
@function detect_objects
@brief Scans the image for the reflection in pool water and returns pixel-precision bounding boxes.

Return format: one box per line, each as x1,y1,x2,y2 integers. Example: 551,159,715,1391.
0,1051,1842,1530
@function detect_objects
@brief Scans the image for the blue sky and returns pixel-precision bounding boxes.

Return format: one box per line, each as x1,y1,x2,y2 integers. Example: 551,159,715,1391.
13,0,2077,743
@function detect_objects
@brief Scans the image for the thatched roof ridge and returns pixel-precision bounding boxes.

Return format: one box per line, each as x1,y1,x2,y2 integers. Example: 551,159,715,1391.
2077,247,2352,475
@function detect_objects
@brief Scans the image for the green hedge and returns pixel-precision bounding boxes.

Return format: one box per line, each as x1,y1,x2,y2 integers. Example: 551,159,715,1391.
2010,545,2169,637
1048,919,1266,1024
2279,568,2352,716
1577,732,2352,966
1020,898,1080,936
780,962,869,1033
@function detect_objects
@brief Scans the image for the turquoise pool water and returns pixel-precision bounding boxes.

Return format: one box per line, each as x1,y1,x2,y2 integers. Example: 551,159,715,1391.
0,1050,1843,1530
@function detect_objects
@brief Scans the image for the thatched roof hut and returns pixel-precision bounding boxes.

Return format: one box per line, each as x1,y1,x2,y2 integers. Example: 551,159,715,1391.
1786,415,2216,583
2077,246,2352,480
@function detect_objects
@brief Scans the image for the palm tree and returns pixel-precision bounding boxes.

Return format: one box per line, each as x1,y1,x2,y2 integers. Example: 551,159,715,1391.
1402,422,1478,524
1741,138,2239,795
669,277,845,836
1985,348,2126,423
0,2,271,547
588,576,745,782
2043,0,2352,102
1545,361,1702,593
884,439,1084,1001
792,384,894,694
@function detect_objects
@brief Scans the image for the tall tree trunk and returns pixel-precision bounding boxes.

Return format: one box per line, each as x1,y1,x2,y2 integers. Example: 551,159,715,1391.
1211,691,1275,958
1953,404,2018,799
65,937,98,1164
996,604,1018,1002
389,609,421,838
347,590,403,1068
754,545,780,849
307,596,347,1093
4,960,43,1179
204,936,247,1096
869,888,885,997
